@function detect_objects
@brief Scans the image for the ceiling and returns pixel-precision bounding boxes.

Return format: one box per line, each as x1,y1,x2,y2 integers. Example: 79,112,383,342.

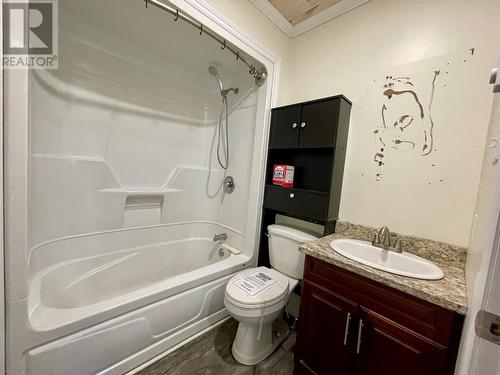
250,0,370,38
269,0,343,25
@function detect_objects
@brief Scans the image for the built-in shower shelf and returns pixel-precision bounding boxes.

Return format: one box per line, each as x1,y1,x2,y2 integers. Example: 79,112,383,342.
99,188,182,195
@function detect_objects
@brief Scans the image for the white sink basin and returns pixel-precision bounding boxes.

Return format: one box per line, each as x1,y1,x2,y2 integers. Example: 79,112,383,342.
330,239,444,280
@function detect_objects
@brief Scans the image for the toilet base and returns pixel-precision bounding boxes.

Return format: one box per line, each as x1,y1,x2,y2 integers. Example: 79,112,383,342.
232,317,289,365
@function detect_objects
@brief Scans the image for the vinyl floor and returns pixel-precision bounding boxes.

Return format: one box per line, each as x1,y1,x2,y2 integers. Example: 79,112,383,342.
136,318,296,375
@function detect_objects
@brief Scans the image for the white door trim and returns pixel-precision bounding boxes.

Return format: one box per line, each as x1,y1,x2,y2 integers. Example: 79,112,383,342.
455,63,500,375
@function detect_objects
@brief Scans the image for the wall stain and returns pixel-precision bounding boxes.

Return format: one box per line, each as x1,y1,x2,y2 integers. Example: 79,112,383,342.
373,66,446,177
423,70,440,156
394,139,415,148
395,115,414,131
383,88,424,119
381,104,388,128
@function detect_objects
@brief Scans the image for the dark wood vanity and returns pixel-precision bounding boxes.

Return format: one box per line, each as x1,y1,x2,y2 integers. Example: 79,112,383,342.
294,256,464,375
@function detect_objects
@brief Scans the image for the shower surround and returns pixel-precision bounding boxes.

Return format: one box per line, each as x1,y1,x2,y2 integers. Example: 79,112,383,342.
4,1,271,374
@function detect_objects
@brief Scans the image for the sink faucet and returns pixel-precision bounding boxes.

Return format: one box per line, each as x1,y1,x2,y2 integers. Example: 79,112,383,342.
372,226,403,253
213,233,227,242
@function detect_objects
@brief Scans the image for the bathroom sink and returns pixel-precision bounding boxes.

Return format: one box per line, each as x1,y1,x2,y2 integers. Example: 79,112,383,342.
330,239,444,280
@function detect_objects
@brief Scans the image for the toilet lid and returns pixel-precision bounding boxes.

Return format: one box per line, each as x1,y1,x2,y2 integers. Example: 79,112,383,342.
226,267,290,307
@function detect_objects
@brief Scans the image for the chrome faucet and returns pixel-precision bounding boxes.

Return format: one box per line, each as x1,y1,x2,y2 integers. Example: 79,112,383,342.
213,233,227,242
372,226,403,253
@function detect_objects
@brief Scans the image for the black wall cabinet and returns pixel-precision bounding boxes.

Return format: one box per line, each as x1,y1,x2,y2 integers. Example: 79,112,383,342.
258,95,352,266
270,98,342,149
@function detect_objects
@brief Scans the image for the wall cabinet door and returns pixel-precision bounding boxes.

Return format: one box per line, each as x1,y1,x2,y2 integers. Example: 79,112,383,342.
269,105,301,148
295,281,357,375
263,185,329,221
354,308,448,375
299,99,339,147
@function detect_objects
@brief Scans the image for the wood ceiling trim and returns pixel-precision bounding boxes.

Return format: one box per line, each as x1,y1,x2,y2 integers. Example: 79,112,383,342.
250,0,370,38
270,0,343,25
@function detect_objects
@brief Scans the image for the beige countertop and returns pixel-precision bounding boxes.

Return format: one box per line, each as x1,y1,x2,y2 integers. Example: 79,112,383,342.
299,222,468,315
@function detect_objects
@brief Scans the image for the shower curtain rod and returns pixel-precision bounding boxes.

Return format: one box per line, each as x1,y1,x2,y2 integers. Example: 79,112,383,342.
143,0,267,86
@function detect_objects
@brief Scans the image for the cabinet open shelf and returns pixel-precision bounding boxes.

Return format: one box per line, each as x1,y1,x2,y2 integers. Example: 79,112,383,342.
266,148,334,192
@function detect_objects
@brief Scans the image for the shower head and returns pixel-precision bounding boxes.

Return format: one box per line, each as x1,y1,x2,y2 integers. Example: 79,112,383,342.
208,65,224,93
208,66,218,78
208,65,238,97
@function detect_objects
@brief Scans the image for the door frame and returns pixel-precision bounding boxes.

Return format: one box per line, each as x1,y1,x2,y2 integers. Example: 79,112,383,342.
455,61,500,375
456,213,500,374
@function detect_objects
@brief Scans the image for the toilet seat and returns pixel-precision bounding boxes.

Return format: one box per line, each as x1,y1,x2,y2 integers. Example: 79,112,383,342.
225,267,290,309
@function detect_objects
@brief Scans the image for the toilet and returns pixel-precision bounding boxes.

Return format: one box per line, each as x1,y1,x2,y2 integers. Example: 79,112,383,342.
224,224,317,365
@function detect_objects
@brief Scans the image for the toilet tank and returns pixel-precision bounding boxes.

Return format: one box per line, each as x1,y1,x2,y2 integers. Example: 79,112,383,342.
267,224,318,279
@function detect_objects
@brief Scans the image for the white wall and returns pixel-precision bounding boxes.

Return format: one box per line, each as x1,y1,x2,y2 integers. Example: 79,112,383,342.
284,0,500,247
214,0,496,247
210,0,500,246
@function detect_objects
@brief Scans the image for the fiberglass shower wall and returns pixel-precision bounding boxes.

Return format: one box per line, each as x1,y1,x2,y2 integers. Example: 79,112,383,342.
29,0,259,250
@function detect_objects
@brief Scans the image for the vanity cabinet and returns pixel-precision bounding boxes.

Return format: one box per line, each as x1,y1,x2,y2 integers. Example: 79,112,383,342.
295,256,464,375
296,281,356,375
353,308,448,375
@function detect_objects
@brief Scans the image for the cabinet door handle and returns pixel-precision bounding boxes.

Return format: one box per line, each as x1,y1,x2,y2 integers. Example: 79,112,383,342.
300,122,306,128
343,312,351,346
292,122,298,128
356,319,364,354
289,193,295,198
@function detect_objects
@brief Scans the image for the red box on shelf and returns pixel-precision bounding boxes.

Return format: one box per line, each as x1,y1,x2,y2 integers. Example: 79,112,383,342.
272,165,295,188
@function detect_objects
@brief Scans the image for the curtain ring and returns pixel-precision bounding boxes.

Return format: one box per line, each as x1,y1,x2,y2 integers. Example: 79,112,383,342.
221,40,226,50
174,9,179,21
235,51,239,61
199,24,203,35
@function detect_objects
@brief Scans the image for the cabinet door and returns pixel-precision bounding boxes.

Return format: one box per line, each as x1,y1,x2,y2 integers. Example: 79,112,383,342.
263,185,329,221
354,308,448,375
269,105,301,148
299,99,339,147
295,281,357,375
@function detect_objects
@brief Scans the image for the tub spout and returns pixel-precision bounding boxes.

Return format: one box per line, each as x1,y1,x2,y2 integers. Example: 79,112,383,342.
213,233,227,242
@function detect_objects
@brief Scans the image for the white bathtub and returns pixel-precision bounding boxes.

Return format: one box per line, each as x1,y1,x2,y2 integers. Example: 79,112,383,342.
18,222,252,375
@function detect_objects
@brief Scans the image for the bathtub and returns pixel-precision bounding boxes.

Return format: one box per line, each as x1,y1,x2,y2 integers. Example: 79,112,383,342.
18,222,252,375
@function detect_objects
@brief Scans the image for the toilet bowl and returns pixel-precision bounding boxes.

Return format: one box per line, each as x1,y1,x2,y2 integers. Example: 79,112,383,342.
224,225,317,365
